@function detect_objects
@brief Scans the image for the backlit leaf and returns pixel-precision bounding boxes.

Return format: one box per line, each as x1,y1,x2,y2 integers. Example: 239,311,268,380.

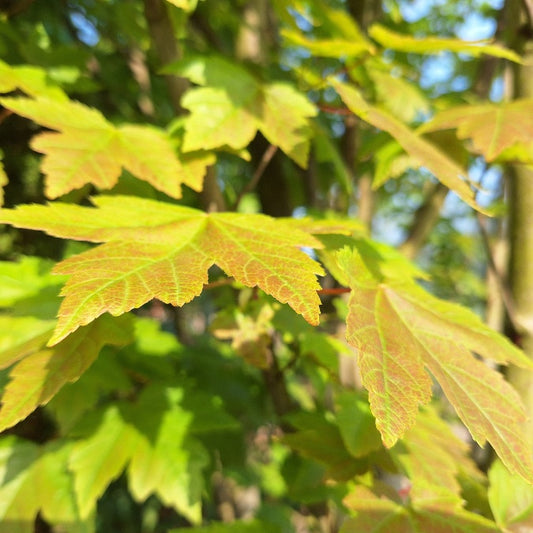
420,99,533,162
0,59,67,99
0,195,324,344
0,314,133,432
341,482,500,533
337,246,533,483
488,459,533,529
331,80,482,212
369,24,521,62
167,56,317,167
0,437,86,528
393,406,481,505
0,96,212,199
281,29,373,58
69,387,208,522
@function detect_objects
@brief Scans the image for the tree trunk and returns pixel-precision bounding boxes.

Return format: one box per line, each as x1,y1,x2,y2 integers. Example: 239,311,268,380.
504,0,533,440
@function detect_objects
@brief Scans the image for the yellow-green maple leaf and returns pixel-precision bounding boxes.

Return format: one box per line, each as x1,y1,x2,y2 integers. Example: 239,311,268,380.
369,24,521,62
331,80,484,213
0,96,213,199
420,99,533,162
0,438,84,526
0,196,324,345
166,56,317,167
0,315,132,432
337,246,533,484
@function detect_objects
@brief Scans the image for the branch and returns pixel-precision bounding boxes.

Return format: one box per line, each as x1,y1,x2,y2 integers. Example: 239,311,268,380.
143,0,189,115
400,182,448,259
233,144,277,210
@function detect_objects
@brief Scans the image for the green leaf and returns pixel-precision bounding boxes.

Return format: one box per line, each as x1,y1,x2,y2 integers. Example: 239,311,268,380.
69,386,208,523
369,24,522,62
0,195,324,344
0,314,133,431
171,520,280,533
0,96,213,199
168,56,317,167
0,256,63,306
420,99,533,162
341,482,500,533
331,80,483,213
337,246,533,483
282,411,369,481
69,405,139,519
0,437,88,529
0,59,67,99
335,390,382,458
367,67,430,123
281,29,373,58
0,316,56,369
393,406,481,505
488,459,533,529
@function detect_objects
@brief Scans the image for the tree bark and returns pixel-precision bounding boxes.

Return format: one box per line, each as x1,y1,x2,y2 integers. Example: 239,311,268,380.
503,0,533,440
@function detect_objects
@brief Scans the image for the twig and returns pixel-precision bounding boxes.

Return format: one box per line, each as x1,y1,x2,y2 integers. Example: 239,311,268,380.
233,144,278,210
317,104,352,116
474,165,521,332
476,211,521,331
317,287,351,295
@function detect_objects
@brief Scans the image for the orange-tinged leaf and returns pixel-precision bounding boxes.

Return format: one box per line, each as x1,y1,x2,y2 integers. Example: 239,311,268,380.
337,247,533,483
342,482,500,533
0,96,211,199
0,314,132,432
331,80,484,213
0,196,324,344
394,406,481,505
420,99,533,162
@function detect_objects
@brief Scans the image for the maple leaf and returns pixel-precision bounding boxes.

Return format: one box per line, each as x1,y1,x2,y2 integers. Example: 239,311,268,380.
165,56,317,167
341,483,500,533
0,59,67,99
420,99,533,162
0,195,324,345
331,80,485,213
337,246,533,483
0,314,132,432
392,406,482,506
488,459,533,529
0,96,214,199
369,24,521,62
0,438,85,527
69,386,208,522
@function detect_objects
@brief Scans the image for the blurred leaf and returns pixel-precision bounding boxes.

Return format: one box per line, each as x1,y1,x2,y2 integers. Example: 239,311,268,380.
369,24,521,62
331,80,483,213
0,96,212,199
0,314,133,432
0,437,91,530
421,99,533,162
167,56,317,167
488,459,533,529
69,386,208,522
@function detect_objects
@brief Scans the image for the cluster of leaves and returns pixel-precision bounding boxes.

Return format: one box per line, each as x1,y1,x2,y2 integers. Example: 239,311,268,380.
1,0,533,531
